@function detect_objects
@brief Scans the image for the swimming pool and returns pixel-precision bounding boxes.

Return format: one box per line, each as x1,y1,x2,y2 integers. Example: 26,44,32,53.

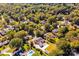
27,50,35,56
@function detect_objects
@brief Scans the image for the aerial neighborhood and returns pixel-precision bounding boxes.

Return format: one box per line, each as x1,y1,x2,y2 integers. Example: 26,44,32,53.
0,4,79,56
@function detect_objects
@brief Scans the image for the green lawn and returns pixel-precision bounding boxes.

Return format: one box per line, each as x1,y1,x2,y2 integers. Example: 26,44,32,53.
32,48,48,56
0,46,6,51
0,54,10,56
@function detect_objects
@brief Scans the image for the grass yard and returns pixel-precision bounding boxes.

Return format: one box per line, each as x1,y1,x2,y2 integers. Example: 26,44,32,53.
0,54,10,56
45,44,57,53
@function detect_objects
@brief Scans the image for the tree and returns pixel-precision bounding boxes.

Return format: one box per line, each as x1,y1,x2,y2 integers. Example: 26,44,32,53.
9,38,23,48
11,14,20,21
44,33,57,43
33,17,39,24
6,30,16,40
58,27,69,34
70,40,79,48
14,30,28,38
0,36,7,42
34,29,45,37
38,12,46,20
3,14,10,23
74,18,79,26
47,15,57,24
28,27,34,36
56,40,74,56
20,23,26,30
65,31,78,39
62,44,74,56
10,21,19,26
44,23,52,32
22,44,30,51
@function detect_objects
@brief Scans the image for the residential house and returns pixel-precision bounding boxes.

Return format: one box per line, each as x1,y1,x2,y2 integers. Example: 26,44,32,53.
52,29,58,33
0,40,9,47
4,25,14,30
33,37,49,52
0,30,6,36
